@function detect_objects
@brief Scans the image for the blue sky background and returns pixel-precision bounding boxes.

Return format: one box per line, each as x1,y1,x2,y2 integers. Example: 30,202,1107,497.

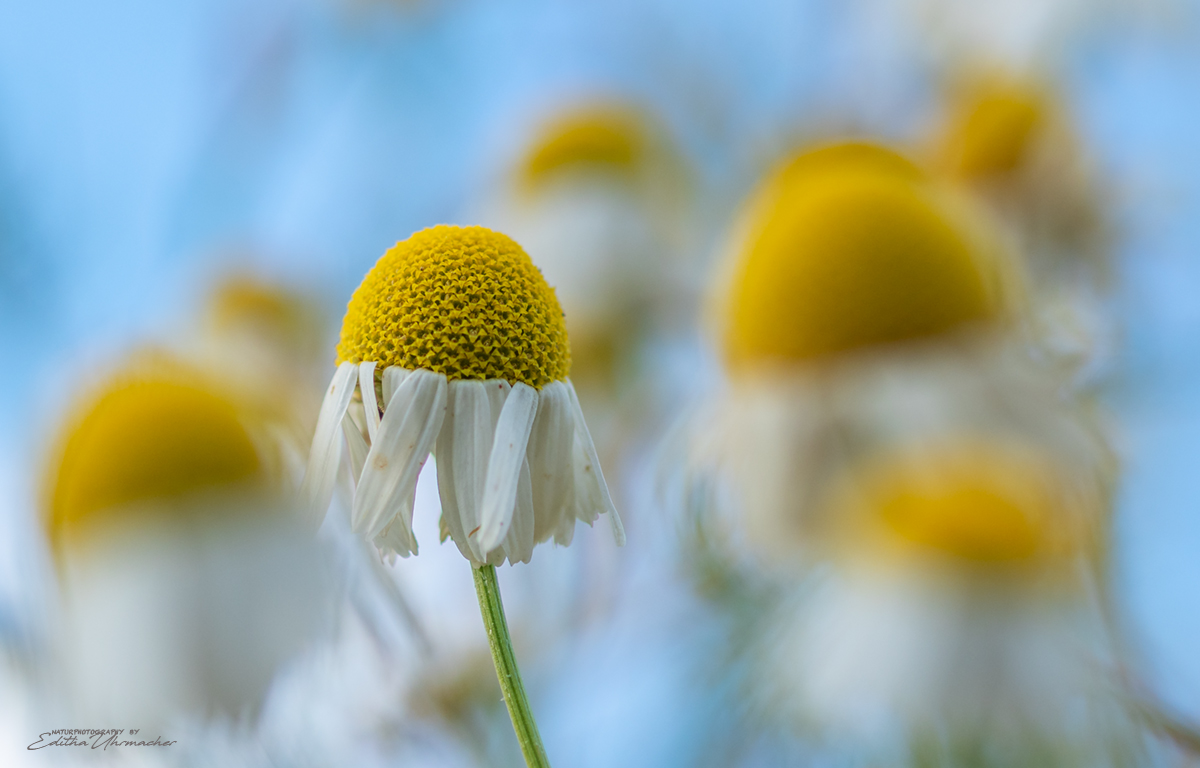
2,0,1200,742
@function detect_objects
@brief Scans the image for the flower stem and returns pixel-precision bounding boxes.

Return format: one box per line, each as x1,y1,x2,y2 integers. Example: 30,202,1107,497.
472,564,551,768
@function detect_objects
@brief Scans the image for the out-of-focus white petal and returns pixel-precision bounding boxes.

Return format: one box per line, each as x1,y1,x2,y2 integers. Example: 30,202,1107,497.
477,383,539,553
300,362,358,526
565,379,625,545
353,370,447,543
359,361,381,442
341,412,369,485
526,380,575,544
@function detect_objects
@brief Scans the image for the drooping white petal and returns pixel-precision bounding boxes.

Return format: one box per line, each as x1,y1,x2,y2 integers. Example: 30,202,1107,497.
341,413,369,485
434,386,469,561
477,382,539,553
300,362,358,526
553,506,577,546
358,361,381,442
382,366,410,407
526,380,576,544
352,370,447,541
499,458,536,565
442,379,494,563
477,380,511,559
375,497,419,557
565,379,625,546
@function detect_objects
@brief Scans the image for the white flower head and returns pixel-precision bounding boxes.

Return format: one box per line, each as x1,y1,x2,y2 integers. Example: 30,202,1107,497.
303,225,624,566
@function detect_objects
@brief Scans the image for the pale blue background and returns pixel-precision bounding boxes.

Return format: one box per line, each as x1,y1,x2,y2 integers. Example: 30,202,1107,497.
1,0,1198,761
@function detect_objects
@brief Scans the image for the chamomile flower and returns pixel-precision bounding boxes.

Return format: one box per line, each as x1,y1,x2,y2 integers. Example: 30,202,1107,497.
682,141,1030,557
304,224,623,767
752,436,1140,764
303,224,624,566
44,357,327,726
677,139,1134,762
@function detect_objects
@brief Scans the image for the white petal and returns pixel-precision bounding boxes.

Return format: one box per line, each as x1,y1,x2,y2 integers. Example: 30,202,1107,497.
300,362,358,526
352,370,447,541
444,380,495,563
357,538,429,652
553,508,576,546
526,380,576,544
381,366,411,408
478,380,511,552
566,379,625,546
341,413,369,485
434,387,473,561
477,382,539,553
500,458,536,565
359,361,381,443
375,497,418,557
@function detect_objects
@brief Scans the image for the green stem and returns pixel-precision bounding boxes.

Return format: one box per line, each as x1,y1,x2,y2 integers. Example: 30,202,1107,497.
472,564,551,768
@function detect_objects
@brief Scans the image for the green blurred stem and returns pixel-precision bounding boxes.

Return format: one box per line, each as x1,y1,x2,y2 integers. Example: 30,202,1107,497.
472,564,551,768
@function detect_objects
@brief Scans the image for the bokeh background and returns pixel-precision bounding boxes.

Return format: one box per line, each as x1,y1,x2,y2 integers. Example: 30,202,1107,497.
2,0,1200,765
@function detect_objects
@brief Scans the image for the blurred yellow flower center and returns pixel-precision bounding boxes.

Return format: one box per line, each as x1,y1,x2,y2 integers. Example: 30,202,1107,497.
336,225,570,389
723,150,997,368
520,107,648,190
940,82,1046,178
49,377,264,550
206,275,324,361
857,444,1068,563
209,275,315,336
770,141,925,190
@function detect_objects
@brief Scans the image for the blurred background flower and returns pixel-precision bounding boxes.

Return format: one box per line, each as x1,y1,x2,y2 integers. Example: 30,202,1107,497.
41,355,331,738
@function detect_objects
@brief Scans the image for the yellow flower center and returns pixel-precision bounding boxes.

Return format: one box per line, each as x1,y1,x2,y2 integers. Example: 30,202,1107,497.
520,106,649,190
769,141,925,190
48,374,264,551
854,443,1073,563
939,80,1046,178
723,146,998,368
207,275,321,351
336,225,570,389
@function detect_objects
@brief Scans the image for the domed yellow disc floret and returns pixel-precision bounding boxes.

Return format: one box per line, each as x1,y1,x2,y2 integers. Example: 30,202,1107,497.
853,442,1074,563
769,141,925,191
48,374,264,550
723,147,997,368
337,225,570,389
939,79,1047,178
520,106,649,190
